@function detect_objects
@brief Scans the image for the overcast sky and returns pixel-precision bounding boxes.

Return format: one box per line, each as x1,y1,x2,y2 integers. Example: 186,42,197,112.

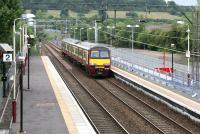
170,0,197,5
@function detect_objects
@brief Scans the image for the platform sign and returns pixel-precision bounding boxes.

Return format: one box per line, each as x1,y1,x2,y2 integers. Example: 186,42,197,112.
3,53,12,62
186,51,190,58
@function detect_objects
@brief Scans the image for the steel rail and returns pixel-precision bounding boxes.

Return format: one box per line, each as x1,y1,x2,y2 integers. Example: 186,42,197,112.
107,78,193,134
44,43,129,133
95,79,165,134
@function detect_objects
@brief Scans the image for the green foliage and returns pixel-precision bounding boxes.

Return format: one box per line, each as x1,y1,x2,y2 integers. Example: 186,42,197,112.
23,0,167,12
37,32,47,42
60,8,69,18
48,15,54,19
126,11,138,18
166,1,181,16
78,12,85,18
136,25,187,51
35,10,48,19
115,29,130,47
0,0,23,44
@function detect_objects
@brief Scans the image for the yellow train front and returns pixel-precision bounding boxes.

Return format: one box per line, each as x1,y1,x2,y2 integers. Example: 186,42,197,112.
87,47,111,76
61,39,111,77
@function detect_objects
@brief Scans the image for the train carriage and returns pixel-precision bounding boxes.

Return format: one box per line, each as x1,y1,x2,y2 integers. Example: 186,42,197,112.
61,38,111,76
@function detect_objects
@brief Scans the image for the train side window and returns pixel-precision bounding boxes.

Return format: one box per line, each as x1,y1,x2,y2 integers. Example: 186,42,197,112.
69,46,71,52
75,47,78,55
72,46,75,54
61,43,64,49
67,44,69,51
78,48,82,58
83,51,86,59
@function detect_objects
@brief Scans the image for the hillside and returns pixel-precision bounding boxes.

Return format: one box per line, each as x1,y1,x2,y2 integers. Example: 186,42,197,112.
23,0,167,11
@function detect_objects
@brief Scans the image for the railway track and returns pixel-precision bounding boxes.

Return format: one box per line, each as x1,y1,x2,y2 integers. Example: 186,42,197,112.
43,43,128,133
95,79,193,134
44,42,200,133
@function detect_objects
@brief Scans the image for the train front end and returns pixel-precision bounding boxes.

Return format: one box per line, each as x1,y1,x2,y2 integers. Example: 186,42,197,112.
88,47,111,77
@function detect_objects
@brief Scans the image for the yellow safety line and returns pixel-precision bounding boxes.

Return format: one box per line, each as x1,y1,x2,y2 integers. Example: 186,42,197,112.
41,56,78,134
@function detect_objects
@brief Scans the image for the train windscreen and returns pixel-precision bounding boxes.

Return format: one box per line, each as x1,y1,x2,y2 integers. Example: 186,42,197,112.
100,51,109,58
91,50,109,58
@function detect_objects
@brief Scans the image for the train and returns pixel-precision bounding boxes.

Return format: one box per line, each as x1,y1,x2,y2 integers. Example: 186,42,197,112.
61,38,111,76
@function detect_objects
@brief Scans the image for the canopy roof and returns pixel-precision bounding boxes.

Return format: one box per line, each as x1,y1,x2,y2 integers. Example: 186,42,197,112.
0,44,13,52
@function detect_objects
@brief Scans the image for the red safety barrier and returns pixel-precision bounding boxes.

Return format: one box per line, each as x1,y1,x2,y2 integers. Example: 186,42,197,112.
155,67,173,73
12,99,16,123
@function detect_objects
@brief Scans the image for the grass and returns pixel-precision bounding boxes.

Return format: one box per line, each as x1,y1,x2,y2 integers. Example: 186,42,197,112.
85,10,98,17
43,10,181,20
47,10,61,17
107,11,128,18
69,10,78,17
137,12,181,20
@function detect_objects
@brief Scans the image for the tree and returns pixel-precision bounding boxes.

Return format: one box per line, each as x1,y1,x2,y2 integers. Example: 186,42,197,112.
126,11,138,18
0,0,23,44
35,10,48,19
60,8,69,18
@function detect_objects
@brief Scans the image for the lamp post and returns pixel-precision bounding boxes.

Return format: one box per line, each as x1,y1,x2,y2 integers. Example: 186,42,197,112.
177,21,191,86
34,20,36,37
27,43,30,90
107,26,115,46
127,24,140,52
19,26,22,55
70,28,73,38
87,27,92,41
13,17,25,123
18,56,25,134
27,18,37,37
12,13,35,123
26,18,36,90
95,20,98,43
80,28,84,41
73,28,77,39
171,44,175,81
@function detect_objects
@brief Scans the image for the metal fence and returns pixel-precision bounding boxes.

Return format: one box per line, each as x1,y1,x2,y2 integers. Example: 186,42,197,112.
0,61,20,130
111,48,200,98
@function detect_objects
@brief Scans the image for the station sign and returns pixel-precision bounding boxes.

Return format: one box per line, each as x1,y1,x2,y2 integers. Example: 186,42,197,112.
3,53,13,62
186,51,190,58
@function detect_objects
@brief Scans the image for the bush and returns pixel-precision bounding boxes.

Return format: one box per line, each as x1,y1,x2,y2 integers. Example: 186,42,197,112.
126,11,138,18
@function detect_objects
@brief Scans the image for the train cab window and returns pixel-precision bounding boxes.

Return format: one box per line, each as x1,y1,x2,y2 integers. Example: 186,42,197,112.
100,51,109,58
91,51,99,58
91,50,109,58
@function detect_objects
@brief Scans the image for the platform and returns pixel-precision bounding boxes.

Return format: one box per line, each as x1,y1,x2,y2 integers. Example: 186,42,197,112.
10,56,96,134
111,66,200,120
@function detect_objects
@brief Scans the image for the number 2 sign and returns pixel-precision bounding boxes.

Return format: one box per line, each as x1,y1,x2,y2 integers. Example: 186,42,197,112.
3,53,12,62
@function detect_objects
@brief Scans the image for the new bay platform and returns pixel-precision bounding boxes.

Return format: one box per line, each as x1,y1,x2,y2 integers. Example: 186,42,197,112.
10,56,96,134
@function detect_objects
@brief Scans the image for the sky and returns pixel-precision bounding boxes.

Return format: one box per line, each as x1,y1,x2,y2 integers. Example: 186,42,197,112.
166,0,197,5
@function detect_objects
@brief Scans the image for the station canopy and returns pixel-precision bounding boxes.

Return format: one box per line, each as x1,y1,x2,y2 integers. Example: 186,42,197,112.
0,44,13,52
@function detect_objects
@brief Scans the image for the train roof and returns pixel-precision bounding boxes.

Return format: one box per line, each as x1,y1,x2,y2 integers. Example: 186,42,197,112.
62,38,109,50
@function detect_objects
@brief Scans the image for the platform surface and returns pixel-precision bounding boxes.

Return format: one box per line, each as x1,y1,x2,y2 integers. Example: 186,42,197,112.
112,66,200,117
10,56,68,134
10,56,95,134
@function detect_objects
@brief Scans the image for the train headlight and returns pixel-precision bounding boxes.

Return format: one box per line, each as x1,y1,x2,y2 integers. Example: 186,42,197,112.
90,63,96,66
104,64,110,68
